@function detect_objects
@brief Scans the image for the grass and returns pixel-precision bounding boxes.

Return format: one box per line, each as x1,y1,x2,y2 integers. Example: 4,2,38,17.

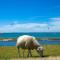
0,45,60,59
44,45,60,56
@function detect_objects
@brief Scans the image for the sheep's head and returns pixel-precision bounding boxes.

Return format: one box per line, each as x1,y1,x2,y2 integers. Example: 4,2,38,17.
37,46,44,57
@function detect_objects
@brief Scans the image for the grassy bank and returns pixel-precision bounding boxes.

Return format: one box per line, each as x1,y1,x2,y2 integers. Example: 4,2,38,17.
0,45,60,59
0,38,16,41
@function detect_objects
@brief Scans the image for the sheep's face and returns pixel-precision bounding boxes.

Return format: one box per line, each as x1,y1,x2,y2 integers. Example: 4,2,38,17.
37,46,43,51
37,46,43,57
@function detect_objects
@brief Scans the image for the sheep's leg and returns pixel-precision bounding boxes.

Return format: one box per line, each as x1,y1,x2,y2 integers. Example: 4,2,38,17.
28,49,32,57
17,47,20,58
23,49,25,58
40,50,43,57
29,50,32,57
27,49,29,57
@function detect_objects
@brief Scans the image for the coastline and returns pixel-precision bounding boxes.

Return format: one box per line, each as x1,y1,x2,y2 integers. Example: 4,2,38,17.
0,37,60,41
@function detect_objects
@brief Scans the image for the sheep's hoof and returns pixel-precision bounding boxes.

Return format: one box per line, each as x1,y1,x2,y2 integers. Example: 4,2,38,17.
27,54,32,57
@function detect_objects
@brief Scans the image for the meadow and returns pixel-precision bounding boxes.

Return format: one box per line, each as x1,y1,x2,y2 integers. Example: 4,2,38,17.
0,45,60,59
0,36,60,60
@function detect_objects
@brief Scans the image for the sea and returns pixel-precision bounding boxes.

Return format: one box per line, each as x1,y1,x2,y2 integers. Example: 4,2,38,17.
0,32,60,38
0,32,60,46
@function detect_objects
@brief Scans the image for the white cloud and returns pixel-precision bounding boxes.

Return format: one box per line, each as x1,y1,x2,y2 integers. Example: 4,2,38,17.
0,23,48,32
49,17,60,25
0,17,60,32
48,17,60,32
50,17,60,21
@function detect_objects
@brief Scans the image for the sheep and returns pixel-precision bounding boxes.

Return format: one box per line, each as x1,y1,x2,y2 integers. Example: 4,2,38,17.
16,35,43,57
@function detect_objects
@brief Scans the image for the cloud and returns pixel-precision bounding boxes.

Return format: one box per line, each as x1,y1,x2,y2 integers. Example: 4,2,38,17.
0,23,48,32
50,17,60,21
48,17,60,32
0,17,60,32
49,17,60,25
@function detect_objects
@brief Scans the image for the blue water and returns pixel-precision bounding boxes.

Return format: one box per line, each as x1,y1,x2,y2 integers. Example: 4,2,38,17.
0,40,60,46
0,32,60,46
0,32,60,38
0,41,16,46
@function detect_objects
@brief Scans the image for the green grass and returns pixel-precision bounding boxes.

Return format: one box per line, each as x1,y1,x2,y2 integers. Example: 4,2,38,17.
0,38,16,41
0,45,60,59
43,45,60,56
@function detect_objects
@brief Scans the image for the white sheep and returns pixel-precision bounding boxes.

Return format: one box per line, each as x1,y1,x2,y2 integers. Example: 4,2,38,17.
16,35,43,57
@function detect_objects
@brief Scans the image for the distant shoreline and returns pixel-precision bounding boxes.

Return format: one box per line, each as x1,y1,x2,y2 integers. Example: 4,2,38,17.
0,38,16,41
0,37,60,41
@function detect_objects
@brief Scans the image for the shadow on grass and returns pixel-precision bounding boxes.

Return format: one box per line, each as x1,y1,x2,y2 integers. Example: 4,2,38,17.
16,55,49,59
24,55,50,58
42,55,50,57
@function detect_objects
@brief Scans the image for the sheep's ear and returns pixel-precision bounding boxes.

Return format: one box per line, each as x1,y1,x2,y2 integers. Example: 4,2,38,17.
37,47,39,51
36,47,40,53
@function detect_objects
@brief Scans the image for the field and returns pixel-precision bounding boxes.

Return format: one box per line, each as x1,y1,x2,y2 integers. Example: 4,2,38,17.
0,45,60,60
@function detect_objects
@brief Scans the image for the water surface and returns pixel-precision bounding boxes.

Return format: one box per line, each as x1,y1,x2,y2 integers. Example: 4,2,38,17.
0,32,60,38
0,40,60,46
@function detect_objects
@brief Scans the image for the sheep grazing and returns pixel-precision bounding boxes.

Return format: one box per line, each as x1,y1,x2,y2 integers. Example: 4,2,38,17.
16,35,43,57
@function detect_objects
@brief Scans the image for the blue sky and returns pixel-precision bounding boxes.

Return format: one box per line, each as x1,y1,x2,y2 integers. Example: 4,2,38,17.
0,0,60,32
